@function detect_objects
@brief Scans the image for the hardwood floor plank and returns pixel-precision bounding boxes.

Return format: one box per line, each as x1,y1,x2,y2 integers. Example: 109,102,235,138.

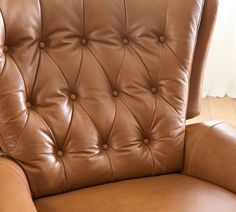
187,96,236,127
208,96,236,119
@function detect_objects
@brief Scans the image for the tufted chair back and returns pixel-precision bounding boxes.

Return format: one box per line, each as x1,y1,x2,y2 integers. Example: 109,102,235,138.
0,0,214,198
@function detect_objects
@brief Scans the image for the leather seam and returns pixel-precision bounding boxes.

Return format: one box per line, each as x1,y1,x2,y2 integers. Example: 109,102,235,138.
123,0,127,33
77,101,105,141
147,143,157,176
62,103,74,149
163,0,169,33
31,108,57,146
106,100,117,145
74,46,84,89
148,95,157,136
86,45,113,89
82,0,86,35
60,158,69,192
45,50,71,91
31,50,42,99
129,45,153,84
155,41,163,84
8,53,28,99
118,98,145,136
130,39,151,53
12,111,30,154
31,50,41,98
105,150,114,182
158,94,183,122
34,0,43,99
187,122,224,174
155,0,168,84
163,43,187,72
38,0,43,38
115,48,127,88
147,97,157,174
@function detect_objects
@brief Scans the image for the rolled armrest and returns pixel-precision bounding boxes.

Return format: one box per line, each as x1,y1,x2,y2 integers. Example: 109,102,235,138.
0,157,37,212
183,121,236,193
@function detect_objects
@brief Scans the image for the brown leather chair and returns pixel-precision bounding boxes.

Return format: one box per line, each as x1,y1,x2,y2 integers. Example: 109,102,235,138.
1,0,236,211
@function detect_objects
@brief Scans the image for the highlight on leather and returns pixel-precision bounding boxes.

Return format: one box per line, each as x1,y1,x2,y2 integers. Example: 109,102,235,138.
0,0,205,198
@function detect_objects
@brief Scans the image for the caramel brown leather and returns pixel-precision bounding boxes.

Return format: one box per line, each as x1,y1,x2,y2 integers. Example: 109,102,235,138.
184,122,236,194
2,0,236,211
187,0,218,119
0,157,37,212
0,0,204,198
35,175,236,212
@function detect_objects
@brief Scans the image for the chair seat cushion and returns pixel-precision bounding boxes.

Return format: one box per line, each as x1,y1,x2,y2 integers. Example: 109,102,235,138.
34,174,236,212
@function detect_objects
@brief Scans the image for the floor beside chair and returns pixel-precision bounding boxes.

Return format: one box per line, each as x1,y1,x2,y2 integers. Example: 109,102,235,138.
35,174,236,212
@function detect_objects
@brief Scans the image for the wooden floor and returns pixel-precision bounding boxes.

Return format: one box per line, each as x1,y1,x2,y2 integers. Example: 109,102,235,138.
187,96,236,127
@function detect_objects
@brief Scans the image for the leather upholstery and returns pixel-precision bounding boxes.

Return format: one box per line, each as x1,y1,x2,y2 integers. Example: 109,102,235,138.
2,1,235,212
0,157,37,212
187,0,218,118
35,174,236,212
0,0,204,198
184,122,236,194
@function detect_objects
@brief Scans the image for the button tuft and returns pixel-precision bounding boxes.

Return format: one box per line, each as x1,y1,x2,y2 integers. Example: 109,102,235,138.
3,46,8,52
70,94,77,101
112,90,119,97
39,42,46,49
26,102,32,108
102,144,109,150
57,150,64,157
159,36,165,43
151,87,157,94
144,138,149,145
81,38,87,45
123,38,129,45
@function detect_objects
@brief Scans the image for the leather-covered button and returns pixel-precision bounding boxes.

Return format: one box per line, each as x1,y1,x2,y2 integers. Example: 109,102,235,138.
123,38,129,45
26,102,32,108
151,87,157,94
70,94,77,101
102,144,109,150
57,150,64,157
159,36,165,43
144,138,149,145
39,42,46,49
81,38,87,45
3,45,8,52
112,90,119,97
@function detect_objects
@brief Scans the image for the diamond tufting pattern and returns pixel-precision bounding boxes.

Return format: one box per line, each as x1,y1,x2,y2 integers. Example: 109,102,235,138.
0,0,204,198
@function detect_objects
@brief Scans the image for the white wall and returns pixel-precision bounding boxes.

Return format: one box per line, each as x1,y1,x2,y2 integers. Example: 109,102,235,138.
202,0,236,98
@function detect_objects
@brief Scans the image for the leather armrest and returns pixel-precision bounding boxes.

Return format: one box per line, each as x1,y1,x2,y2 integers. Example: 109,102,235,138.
0,157,37,212
183,121,236,194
